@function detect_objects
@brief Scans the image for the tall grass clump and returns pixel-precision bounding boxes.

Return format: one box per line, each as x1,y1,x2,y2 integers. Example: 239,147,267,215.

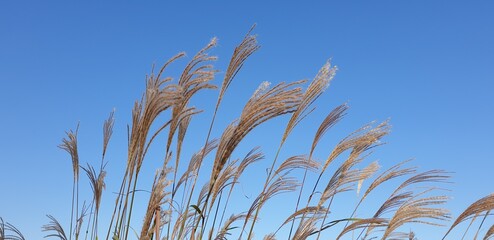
2,28,493,240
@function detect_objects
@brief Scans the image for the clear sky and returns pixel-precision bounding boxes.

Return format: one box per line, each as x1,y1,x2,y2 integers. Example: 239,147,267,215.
1,1,493,239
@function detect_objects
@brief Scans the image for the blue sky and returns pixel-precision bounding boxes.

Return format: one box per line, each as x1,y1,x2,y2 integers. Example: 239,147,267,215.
1,1,493,239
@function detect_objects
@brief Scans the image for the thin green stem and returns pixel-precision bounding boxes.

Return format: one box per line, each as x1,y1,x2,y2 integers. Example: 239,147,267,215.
244,141,284,240
76,179,79,240
287,147,317,239
123,171,140,240
105,169,128,240
70,180,75,240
